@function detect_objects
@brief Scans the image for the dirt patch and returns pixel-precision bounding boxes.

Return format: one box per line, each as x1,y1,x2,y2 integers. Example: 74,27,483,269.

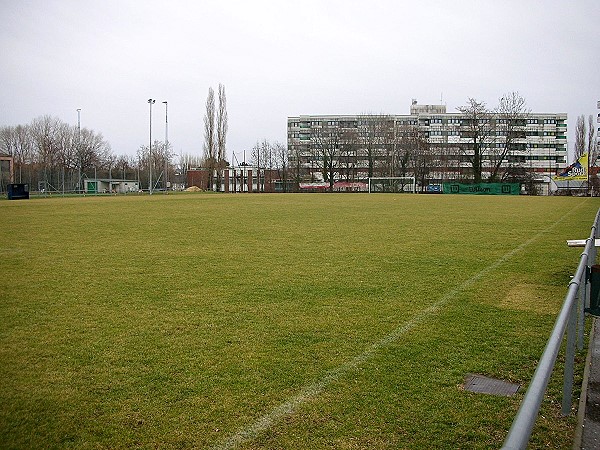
499,283,555,313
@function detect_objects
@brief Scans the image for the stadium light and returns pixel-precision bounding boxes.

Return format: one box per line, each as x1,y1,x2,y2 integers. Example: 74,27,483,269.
148,99,155,194
162,101,168,191
77,108,81,193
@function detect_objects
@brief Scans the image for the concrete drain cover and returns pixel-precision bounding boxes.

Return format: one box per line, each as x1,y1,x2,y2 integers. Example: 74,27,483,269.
463,374,520,397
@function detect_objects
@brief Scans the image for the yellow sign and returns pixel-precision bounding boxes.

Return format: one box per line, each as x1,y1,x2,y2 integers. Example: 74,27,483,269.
553,153,588,181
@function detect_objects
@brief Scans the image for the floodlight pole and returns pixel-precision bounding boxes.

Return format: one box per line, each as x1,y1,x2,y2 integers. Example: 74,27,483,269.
163,101,168,191
77,108,81,193
148,99,155,194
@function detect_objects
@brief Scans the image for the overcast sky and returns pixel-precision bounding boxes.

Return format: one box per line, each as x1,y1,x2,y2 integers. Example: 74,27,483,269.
1,0,599,163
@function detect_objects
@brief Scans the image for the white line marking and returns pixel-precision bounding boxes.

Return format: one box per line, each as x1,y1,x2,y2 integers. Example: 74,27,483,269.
213,202,587,449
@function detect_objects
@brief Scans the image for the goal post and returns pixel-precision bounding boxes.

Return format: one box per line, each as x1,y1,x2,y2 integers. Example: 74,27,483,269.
368,177,416,193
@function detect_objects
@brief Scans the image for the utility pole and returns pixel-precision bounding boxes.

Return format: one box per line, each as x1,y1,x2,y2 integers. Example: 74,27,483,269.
163,101,168,191
77,108,81,193
148,99,155,194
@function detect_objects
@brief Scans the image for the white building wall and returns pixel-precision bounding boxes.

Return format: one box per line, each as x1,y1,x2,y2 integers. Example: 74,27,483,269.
288,104,567,184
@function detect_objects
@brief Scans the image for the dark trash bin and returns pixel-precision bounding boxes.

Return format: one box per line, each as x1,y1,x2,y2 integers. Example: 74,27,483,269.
588,265,600,316
7,183,29,200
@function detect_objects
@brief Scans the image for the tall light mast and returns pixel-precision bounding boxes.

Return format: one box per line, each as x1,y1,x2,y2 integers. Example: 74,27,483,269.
148,99,155,194
163,101,168,191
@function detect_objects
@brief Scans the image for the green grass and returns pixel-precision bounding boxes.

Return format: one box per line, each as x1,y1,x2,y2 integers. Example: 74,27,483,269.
0,193,598,449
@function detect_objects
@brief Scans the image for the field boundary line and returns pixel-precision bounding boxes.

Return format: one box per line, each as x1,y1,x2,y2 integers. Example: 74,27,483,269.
213,200,589,450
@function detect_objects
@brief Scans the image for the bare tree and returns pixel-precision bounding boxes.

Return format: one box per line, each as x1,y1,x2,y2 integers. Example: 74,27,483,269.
457,98,495,183
288,139,304,191
79,128,110,173
0,125,34,184
410,130,433,191
339,128,359,182
358,114,391,178
572,114,597,164
178,153,203,179
313,123,342,190
216,84,228,190
273,141,289,192
203,87,216,190
150,140,170,189
251,139,276,192
30,116,64,190
55,122,77,192
574,115,586,160
394,124,420,178
115,154,134,180
588,114,597,163
12,125,34,183
250,139,270,169
489,92,529,181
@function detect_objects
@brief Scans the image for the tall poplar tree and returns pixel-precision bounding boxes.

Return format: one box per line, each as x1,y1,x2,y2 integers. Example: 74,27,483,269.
203,87,216,190
216,84,228,190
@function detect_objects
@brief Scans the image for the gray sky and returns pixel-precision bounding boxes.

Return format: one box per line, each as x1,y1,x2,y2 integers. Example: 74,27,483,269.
1,0,599,163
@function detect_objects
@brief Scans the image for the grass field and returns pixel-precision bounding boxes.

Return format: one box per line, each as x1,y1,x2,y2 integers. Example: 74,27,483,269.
1,193,599,449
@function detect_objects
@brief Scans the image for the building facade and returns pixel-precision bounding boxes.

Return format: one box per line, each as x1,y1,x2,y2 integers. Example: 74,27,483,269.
288,102,567,187
187,166,286,193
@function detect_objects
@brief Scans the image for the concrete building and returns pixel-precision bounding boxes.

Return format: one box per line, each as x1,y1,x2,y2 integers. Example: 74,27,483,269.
186,166,286,193
288,102,567,188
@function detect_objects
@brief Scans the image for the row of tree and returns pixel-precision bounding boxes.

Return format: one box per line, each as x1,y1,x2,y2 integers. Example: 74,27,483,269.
0,115,201,193
0,84,231,193
0,115,113,191
201,84,228,190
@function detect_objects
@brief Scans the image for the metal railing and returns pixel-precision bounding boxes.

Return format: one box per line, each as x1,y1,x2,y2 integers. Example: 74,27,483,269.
502,208,600,449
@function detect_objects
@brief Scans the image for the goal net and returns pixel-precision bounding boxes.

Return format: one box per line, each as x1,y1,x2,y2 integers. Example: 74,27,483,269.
368,177,416,193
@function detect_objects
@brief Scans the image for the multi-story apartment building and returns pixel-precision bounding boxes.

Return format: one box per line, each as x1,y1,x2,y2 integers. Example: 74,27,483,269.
597,100,600,149
288,102,567,187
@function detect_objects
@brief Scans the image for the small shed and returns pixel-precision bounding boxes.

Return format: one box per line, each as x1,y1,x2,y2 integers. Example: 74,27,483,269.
84,178,139,194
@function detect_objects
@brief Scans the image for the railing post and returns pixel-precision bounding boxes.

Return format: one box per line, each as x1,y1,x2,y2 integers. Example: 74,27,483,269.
562,296,577,415
578,280,585,351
